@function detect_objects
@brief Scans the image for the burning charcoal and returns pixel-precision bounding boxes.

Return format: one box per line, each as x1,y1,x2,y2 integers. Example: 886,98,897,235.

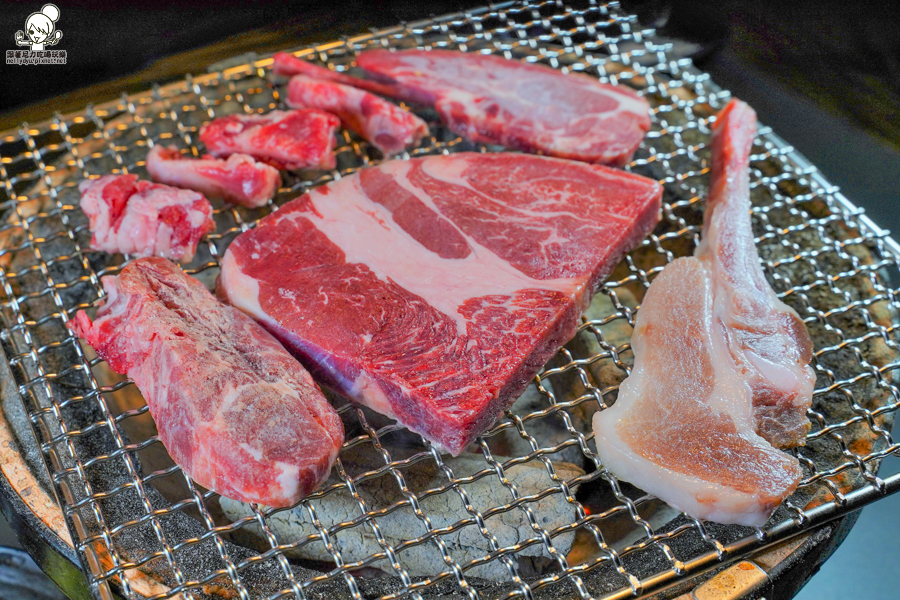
220,446,584,581
491,290,639,468
487,384,588,467
577,288,638,392
530,290,637,455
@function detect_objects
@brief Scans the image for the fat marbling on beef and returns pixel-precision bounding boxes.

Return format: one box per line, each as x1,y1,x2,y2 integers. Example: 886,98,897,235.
219,153,662,454
356,49,651,166
71,258,344,507
79,174,214,262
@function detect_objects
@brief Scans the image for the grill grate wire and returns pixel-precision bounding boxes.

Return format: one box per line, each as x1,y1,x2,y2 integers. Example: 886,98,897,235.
1,1,900,599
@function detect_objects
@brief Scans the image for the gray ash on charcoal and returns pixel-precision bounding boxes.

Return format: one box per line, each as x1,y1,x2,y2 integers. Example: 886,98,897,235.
220,443,584,582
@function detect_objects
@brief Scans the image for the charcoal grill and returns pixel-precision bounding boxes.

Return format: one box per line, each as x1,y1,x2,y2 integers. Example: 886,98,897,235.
1,1,900,599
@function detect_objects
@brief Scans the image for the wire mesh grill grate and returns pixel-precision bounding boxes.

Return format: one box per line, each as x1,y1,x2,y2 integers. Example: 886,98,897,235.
2,1,900,599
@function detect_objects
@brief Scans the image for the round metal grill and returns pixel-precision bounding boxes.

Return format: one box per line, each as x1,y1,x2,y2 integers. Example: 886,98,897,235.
1,1,899,599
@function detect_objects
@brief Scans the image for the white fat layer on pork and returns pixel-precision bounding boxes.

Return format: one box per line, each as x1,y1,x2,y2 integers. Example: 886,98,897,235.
696,183,816,409
592,407,776,526
592,259,775,527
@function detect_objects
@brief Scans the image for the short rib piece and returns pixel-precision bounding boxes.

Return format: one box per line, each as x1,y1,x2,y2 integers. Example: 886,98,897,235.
78,174,214,262
146,145,281,208
199,109,340,171
272,52,400,98
286,75,428,156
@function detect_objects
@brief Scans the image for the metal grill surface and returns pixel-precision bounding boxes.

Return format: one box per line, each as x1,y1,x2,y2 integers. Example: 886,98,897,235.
2,1,900,599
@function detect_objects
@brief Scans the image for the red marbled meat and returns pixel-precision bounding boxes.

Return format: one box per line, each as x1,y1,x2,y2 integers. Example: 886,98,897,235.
286,75,428,156
218,153,662,455
592,100,814,526
199,109,340,170
355,49,651,166
78,174,214,262
70,258,344,507
146,145,281,208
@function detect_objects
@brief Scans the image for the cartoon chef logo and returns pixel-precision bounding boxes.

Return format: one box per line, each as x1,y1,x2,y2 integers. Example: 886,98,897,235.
15,4,62,51
7,3,65,65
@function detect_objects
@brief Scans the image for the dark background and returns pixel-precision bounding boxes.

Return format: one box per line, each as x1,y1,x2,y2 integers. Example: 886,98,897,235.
0,0,468,117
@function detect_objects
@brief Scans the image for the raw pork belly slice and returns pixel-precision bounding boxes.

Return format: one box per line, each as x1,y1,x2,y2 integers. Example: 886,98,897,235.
272,52,400,98
79,174,214,261
146,145,281,208
592,99,813,526
286,75,428,156
219,153,662,455
70,258,344,507
356,49,651,166
592,259,802,526
199,109,340,170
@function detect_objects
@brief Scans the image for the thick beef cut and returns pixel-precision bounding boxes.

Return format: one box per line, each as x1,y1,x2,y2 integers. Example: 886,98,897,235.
199,110,340,170
219,153,661,454
71,258,344,507
286,75,428,156
356,50,651,166
146,145,281,208
79,174,214,261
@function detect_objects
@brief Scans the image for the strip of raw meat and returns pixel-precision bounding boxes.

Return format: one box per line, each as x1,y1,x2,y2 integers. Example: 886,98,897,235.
272,52,400,97
592,99,813,526
199,109,340,170
286,75,428,156
70,257,344,507
355,49,651,166
79,174,214,262
696,101,815,447
146,146,281,208
218,152,662,455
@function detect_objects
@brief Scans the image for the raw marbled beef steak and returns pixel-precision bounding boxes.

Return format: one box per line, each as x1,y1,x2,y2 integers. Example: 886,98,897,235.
219,153,661,454
357,49,651,166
